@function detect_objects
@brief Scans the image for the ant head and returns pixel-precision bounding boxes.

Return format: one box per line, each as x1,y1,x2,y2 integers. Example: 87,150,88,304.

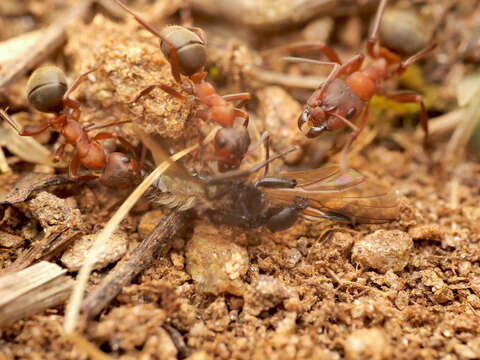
100,152,141,189
214,127,251,171
160,26,207,77
26,66,67,113
297,106,327,138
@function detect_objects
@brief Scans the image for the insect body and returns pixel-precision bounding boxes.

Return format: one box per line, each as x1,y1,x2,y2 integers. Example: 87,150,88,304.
113,0,254,172
0,66,141,188
284,0,436,167
141,130,399,232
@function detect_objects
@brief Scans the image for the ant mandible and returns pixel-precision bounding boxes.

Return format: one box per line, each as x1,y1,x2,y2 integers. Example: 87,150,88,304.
113,0,261,172
281,0,436,168
0,66,141,189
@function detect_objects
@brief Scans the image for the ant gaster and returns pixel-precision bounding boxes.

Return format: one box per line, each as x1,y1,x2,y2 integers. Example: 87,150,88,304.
0,66,141,189
282,0,436,167
113,0,258,172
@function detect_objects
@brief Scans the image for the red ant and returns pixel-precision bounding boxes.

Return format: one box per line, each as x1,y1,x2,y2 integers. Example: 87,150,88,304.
113,0,263,173
0,66,141,189
277,0,436,167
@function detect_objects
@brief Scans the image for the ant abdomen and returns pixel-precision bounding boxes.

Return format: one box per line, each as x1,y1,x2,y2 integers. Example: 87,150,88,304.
160,25,207,77
26,66,67,113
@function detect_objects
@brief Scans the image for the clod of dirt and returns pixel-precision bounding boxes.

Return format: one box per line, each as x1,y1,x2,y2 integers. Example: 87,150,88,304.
65,14,196,141
91,304,167,351
351,230,413,273
408,224,443,242
60,231,128,271
421,269,454,304
256,86,308,163
203,297,230,332
185,224,249,296
0,231,24,248
243,275,299,316
26,191,82,230
137,209,167,239
344,327,391,360
142,327,179,360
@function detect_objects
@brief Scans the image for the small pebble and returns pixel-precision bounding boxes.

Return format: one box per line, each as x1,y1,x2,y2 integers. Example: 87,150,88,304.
344,328,391,360
351,230,413,273
61,231,129,271
185,224,249,296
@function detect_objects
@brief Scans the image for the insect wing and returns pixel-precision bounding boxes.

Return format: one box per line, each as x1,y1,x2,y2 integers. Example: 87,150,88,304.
262,165,399,224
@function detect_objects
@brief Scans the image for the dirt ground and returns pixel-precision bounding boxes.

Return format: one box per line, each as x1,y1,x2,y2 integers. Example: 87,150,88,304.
1,0,480,359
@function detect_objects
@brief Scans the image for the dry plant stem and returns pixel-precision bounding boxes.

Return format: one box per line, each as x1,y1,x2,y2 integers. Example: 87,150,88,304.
250,67,326,89
83,210,188,318
445,91,480,165
63,143,200,335
0,0,93,90
0,261,73,327
415,108,465,140
0,147,11,173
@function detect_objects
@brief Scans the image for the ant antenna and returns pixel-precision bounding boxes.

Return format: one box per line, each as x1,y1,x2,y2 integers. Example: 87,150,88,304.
202,146,297,185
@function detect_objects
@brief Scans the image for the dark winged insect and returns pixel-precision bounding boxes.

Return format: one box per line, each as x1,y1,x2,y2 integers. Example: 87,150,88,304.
0,66,141,188
140,130,400,232
113,0,259,172
274,0,436,167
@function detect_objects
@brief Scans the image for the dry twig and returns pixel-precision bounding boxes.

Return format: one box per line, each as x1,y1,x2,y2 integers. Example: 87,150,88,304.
0,261,73,327
83,210,188,318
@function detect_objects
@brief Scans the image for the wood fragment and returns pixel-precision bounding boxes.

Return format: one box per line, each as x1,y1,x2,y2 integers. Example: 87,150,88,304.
83,210,187,319
3,228,82,275
0,0,93,90
0,261,73,327
0,173,69,205
163,324,192,359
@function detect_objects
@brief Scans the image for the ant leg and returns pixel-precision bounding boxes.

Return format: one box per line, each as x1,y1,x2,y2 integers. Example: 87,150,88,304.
17,122,51,136
93,132,137,153
62,68,97,111
223,92,251,108
69,153,81,180
84,120,131,132
367,0,388,58
201,146,296,186
130,84,186,104
0,108,52,136
112,0,182,83
337,54,365,77
339,105,370,171
185,26,207,44
383,92,428,147
392,43,438,76
262,42,342,64
54,143,66,162
233,108,249,127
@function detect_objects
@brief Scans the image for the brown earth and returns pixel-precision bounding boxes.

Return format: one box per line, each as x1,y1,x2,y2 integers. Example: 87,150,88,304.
0,1,480,359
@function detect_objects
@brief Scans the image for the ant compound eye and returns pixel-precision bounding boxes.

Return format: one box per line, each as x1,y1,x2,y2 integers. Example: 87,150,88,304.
346,107,356,120
217,137,227,148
